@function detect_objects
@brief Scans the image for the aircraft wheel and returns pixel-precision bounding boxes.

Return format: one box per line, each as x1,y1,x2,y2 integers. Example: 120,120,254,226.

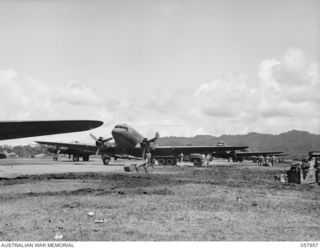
53,157,58,161
158,158,165,165
102,157,110,165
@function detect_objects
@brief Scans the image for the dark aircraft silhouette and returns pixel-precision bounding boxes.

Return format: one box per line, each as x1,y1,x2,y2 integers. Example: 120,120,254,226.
200,141,284,162
0,120,103,159
0,120,103,140
37,123,248,165
231,150,285,162
211,146,285,162
0,150,18,159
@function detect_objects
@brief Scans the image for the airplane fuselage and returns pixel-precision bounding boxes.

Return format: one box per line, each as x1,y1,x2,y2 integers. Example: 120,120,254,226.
111,124,144,149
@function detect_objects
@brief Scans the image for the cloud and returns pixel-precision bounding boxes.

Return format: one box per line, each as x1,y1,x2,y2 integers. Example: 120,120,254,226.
53,81,105,106
257,47,320,115
191,47,320,134
0,70,107,121
0,70,33,119
194,72,258,119
1,46,320,145
96,47,320,137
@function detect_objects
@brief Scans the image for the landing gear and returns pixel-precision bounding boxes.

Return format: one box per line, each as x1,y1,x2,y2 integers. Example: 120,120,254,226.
53,153,58,161
73,154,80,162
102,156,111,165
82,155,89,162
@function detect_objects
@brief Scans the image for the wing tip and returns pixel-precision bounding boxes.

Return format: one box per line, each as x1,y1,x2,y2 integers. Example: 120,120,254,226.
88,120,104,129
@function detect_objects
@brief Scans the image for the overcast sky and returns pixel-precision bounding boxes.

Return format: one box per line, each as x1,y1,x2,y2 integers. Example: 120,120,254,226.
0,0,319,145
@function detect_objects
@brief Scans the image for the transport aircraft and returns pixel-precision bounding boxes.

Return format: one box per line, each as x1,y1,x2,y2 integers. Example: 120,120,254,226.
230,150,285,162
210,142,284,162
37,123,248,165
212,150,285,162
0,150,18,159
0,120,103,159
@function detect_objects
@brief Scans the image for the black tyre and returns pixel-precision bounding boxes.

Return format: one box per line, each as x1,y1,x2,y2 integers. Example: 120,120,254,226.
102,157,111,165
166,158,174,165
193,159,202,167
158,158,165,165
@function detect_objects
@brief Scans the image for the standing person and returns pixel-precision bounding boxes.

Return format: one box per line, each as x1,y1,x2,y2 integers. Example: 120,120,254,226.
137,150,153,173
206,154,211,165
179,152,184,162
271,155,276,166
145,150,152,165
201,154,206,166
258,156,263,166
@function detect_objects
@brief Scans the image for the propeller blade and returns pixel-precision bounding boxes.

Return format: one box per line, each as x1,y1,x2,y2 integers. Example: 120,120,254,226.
90,133,99,142
96,147,100,155
149,142,156,150
148,132,159,144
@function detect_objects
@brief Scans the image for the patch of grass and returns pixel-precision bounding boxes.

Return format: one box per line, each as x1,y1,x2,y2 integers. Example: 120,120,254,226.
0,162,319,241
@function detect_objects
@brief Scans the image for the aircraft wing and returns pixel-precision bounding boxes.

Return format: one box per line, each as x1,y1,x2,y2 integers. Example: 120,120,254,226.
236,151,284,157
35,141,98,153
153,145,249,155
0,120,103,140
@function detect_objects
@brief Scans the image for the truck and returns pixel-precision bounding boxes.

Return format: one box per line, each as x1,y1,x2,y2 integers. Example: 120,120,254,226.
154,153,206,167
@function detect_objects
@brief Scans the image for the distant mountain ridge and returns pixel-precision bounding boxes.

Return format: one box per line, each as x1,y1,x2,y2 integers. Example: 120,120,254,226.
158,130,320,158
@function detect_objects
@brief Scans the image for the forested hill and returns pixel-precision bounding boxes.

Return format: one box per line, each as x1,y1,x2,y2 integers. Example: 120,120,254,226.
158,130,320,159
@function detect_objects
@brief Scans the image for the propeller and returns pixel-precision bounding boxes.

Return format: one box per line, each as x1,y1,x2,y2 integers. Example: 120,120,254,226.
90,133,113,155
140,132,159,159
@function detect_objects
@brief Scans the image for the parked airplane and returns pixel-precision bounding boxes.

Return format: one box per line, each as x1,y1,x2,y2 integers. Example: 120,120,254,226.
0,120,103,141
41,141,97,162
211,148,285,162
0,150,18,159
37,123,248,165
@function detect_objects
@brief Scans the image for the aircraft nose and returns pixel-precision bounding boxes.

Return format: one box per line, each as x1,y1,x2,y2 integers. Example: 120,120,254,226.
111,127,125,138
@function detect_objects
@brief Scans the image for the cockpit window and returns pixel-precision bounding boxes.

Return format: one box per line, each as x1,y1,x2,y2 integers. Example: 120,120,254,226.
115,125,128,131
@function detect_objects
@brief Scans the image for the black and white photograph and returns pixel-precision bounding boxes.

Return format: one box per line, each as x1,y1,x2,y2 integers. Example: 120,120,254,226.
0,0,319,244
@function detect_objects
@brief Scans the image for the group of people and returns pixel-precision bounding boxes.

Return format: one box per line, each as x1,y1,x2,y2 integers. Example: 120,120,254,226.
258,155,276,166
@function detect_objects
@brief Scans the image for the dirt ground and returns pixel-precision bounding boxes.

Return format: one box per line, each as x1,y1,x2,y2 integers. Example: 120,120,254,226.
0,158,319,241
